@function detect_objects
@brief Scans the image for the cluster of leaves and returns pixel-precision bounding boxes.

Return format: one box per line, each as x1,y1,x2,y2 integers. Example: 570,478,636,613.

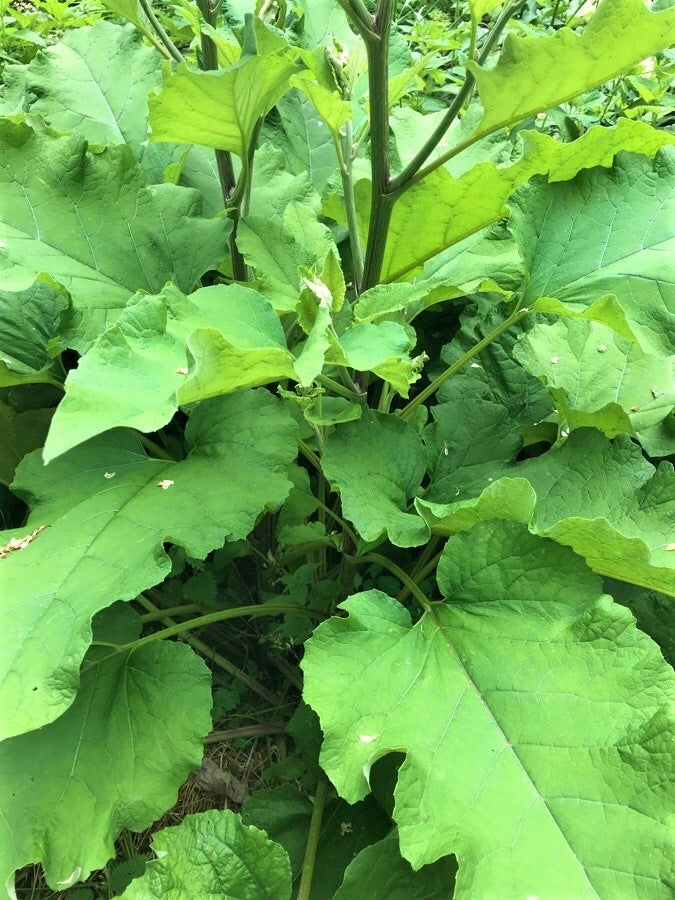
0,0,674,897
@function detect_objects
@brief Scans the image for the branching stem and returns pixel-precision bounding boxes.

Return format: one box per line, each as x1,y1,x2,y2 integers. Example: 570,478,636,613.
398,306,529,419
138,0,184,62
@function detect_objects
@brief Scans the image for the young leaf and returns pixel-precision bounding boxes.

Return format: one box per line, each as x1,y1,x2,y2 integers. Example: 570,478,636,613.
149,52,297,159
0,605,212,893
465,0,675,140
290,72,352,138
302,521,674,897
0,390,296,739
514,317,674,455
44,284,297,460
237,205,335,312
321,410,429,547
120,809,292,899
380,123,675,281
4,22,172,181
0,120,228,350
511,148,675,355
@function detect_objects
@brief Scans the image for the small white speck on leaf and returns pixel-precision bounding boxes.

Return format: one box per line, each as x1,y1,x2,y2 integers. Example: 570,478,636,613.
359,734,378,743
104,472,116,479
0,241,5,249
550,356,560,364
443,442,449,456
597,344,606,353
470,362,481,369
175,367,188,375
488,477,493,482
631,406,639,412
340,822,353,836
666,542,675,551
561,428,570,437
651,387,661,398
157,479,174,490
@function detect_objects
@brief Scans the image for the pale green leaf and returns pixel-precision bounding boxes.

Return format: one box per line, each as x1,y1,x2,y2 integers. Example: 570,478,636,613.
514,317,674,454
0,120,228,350
531,294,641,344
466,0,675,140
511,149,675,355
0,604,212,893
290,72,352,137
121,809,292,899
0,389,296,739
149,52,297,158
273,89,340,192
335,321,417,396
379,121,675,281
321,410,429,547
44,284,296,460
416,477,536,536
302,521,674,896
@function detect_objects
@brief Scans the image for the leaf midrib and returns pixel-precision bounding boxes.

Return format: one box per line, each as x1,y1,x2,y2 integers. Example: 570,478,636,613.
425,606,600,897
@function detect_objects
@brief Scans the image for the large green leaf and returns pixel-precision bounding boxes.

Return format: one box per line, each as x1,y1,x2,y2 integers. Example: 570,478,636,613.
379,122,674,281
3,22,172,181
511,149,675,356
0,276,69,387
422,428,675,596
321,410,429,547
0,604,212,893
121,809,292,899
514,317,674,455
44,285,296,460
519,430,675,595
0,120,228,350
0,389,296,739
149,51,297,158
302,521,674,897
465,0,675,140
273,89,340,193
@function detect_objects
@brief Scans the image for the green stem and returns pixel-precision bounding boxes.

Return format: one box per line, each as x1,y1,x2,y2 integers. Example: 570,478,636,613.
316,373,364,402
360,1,397,290
396,545,442,603
134,594,281,704
205,724,286,744
137,432,176,461
337,0,377,38
390,0,522,193
298,438,322,474
297,780,329,900
315,498,358,546
196,0,246,278
335,125,364,293
398,306,528,419
139,603,202,623
354,552,433,613
138,0,184,63
109,604,325,659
